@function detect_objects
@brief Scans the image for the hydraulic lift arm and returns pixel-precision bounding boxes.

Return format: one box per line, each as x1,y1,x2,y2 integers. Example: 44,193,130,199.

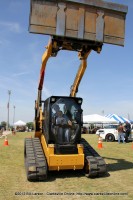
35,39,52,131
38,39,53,98
70,50,91,97
38,40,52,91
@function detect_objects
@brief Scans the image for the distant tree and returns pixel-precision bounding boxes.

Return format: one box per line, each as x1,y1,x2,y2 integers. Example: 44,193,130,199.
26,122,34,130
1,121,7,129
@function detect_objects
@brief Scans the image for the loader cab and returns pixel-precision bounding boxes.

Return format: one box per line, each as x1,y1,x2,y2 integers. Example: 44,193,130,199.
43,96,83,152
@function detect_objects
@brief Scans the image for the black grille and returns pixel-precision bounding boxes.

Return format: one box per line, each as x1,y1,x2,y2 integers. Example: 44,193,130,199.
55,144,78,155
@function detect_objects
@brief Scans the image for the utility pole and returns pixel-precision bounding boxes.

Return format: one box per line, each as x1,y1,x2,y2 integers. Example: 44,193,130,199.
101,110,104,116
7,90,11,130
13,105,16,125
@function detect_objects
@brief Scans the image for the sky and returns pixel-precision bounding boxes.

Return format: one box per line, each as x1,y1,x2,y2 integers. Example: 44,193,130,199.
0,0,133,124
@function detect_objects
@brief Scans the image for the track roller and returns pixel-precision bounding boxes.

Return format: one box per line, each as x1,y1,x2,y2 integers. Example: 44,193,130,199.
81,138,107,178
24,138,47,181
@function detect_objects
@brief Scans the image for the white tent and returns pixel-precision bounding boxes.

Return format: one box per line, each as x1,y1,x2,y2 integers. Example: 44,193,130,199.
14,120,26,126
83,114,117,124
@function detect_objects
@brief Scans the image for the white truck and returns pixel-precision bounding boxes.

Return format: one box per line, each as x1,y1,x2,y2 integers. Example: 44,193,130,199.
96,125,133,142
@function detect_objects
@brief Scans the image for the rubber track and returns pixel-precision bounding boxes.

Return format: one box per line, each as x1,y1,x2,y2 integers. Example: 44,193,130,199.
80,138,107,178
24,138,47,181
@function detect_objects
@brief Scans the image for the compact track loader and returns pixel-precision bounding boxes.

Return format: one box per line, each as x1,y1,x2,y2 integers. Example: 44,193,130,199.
24,0,128,181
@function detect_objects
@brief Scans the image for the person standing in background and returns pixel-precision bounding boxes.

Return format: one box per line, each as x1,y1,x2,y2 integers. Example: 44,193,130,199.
124,121,131,143
117,123,125,144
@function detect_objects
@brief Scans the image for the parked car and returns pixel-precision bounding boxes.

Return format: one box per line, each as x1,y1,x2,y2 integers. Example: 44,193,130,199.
96,124,133,142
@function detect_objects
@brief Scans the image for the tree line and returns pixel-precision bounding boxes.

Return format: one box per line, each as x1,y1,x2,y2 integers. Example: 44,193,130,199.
0,121,34,130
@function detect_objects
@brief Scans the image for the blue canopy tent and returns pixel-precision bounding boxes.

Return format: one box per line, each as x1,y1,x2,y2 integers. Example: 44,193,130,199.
105,114,131,123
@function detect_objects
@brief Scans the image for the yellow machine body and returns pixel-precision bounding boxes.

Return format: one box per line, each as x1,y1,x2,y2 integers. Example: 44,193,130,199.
40,134,84,171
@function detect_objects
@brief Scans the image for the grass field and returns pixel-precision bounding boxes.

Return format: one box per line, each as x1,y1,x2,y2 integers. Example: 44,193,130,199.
0,132,133,200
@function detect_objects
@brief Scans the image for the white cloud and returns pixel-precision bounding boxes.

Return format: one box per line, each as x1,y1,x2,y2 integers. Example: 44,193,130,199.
0,74,34,98
0,21,22,33
42,87,52,98
12,72,29,77
0,39,10,46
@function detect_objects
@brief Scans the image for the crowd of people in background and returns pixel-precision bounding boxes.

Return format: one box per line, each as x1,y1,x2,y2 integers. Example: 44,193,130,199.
82,121,132,144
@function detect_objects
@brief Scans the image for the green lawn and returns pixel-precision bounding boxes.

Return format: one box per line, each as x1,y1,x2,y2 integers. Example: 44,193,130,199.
0,132,133,200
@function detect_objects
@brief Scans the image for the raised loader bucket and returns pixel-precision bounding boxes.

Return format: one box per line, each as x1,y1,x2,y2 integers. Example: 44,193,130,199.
29,0,128,46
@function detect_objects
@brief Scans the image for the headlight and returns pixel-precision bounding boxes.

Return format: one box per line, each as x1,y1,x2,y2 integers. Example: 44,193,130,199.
78,99,82,104
51,97,56,102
